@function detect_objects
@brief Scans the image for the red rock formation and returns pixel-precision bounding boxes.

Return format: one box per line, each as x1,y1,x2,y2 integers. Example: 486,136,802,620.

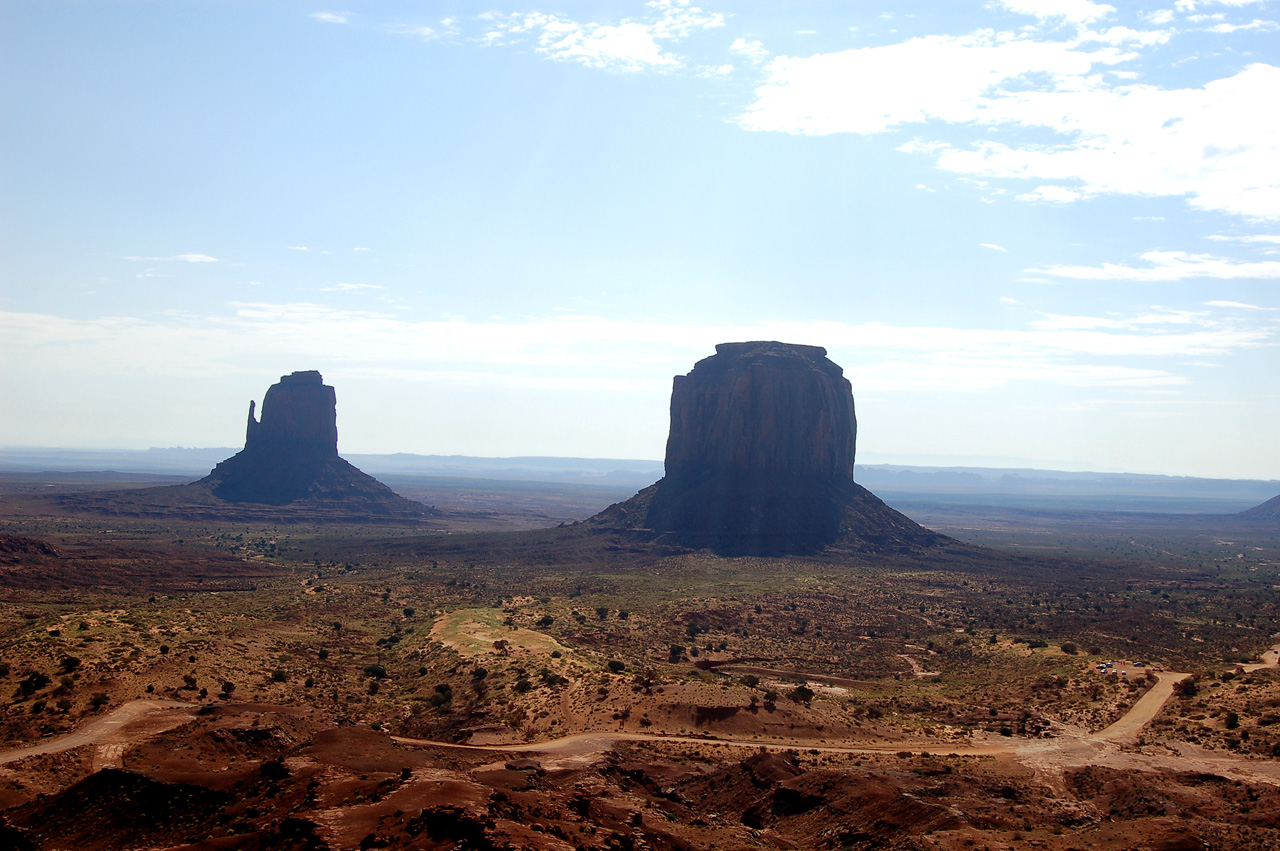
199,371,427,516
661,342,856,487
243,369,338,457
636,342,943,555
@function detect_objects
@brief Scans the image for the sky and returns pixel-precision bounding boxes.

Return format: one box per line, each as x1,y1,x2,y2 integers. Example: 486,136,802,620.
1,0,1278,480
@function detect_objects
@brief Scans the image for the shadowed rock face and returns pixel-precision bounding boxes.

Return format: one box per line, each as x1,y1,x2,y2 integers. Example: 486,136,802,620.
244,370,338,458
661,342,856,487
199,372,426,514
640,342,940,556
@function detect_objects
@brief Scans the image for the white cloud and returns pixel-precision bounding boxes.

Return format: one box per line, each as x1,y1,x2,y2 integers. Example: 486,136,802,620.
980,242,1009,252
477,1,724,72
392,24,437,40
1029,250,1280,280
741,31,1142,136
1017,185,1086,203
1207,18,1279,32
740,23,1280,221
998,0,1116,23
730,37,768,64
1207,233,1280,244
124,253,218,263
311,12,348,25
320,283,384,292
287,245,309,251
1205,300,1279,310
1,304,1270,398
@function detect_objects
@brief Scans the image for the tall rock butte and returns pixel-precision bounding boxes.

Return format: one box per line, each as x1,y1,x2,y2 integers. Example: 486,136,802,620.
613,342,943,555
199,371,427,515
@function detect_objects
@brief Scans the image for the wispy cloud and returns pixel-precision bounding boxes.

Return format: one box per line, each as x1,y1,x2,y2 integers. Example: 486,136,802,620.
729,37,768,64
1205,300,1279,311
980,243,1009,252
1029,250,1280,281
998,0,1117,24
738,21,1280,221
2,303,1271,396
311,12,348,25
124,253,218,263
1205,18,1278,33
320,283,384,292
1207,234,1280,245
476,1,724,72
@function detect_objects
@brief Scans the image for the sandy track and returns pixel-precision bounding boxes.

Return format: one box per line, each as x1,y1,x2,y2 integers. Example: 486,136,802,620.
0,699,195,765
1091,671,1187,742
392,654,1280,787
6,642,1279,784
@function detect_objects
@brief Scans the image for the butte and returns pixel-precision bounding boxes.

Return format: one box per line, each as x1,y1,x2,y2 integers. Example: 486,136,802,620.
196,370,429,517
594,341,946,556
49,371,432,522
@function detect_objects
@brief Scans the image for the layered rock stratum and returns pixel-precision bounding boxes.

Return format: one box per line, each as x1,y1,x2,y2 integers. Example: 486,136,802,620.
597,342,945,556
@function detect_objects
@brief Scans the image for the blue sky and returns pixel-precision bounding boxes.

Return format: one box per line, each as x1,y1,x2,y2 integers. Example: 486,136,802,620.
2,0,1278,478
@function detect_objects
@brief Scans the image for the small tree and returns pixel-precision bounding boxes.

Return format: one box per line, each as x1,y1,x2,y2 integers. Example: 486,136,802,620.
221,681,236,698
607,660,626,674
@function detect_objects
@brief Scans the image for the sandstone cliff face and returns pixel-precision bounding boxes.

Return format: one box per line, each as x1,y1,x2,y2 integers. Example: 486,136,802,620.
244,369,338,457
200,371,426,515
661,342,856,486
640,342,940,556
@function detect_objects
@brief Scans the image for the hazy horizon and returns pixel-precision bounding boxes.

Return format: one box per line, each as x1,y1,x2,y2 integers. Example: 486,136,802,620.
3,2,1278,480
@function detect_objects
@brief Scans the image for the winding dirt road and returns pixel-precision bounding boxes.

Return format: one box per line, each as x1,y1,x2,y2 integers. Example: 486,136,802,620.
0,699,195,766
5,644,1279,786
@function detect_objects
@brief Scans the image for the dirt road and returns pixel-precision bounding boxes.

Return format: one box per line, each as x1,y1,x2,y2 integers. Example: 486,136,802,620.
1091,671,1188,741
8,641,1280,784
0,699,195,766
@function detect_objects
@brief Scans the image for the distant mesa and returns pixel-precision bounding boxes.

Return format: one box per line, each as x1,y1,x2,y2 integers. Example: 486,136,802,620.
596,342,946,556
197,370,429,517
1239,493,1280,523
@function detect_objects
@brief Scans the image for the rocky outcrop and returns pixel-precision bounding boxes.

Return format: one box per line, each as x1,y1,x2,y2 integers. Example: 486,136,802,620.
603,342,944,556
1239,493,1280,523
198,371,428,516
